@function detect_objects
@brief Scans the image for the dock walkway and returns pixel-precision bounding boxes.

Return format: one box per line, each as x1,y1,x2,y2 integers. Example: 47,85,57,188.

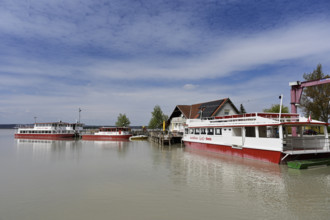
148,131,182,146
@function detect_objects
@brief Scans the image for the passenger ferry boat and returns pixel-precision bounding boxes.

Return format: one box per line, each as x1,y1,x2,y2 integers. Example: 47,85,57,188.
182,113,330,164
82,127,132,141
15,122,84,140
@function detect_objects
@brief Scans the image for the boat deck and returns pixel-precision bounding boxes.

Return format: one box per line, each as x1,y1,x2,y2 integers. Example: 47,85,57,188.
283,149,330,155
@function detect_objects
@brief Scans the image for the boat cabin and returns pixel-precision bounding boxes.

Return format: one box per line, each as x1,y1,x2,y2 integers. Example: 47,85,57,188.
96,127,131,135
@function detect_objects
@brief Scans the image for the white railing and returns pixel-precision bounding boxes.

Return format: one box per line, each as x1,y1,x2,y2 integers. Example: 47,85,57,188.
284,137,330,152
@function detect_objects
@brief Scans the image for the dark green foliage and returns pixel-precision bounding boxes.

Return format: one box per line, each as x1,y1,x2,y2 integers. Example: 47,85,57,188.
115,113,130,127
148,105,168,129
300,64,330,122
263,104,289,113
239,104,246,114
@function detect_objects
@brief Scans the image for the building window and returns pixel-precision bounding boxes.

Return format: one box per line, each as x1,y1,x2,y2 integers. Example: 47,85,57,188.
224,109,230,115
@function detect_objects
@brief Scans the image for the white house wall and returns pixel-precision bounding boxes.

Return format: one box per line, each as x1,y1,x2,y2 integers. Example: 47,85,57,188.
215,103,238,116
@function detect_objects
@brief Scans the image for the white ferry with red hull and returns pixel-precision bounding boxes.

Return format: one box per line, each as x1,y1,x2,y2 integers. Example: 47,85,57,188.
15,122,84,140
82,127,132,141
182,113,330,164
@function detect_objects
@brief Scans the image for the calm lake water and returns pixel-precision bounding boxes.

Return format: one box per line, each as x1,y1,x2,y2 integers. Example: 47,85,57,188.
0,129,329,220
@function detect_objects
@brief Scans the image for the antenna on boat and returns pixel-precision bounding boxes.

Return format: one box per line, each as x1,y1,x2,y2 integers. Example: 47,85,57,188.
78,108,82,123
34,116,37,124
279,94,283,121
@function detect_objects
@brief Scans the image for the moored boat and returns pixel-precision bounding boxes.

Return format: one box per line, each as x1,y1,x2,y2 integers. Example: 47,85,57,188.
82,127,132,141
182,113,330,164
129,135,148,141
15,122,84,140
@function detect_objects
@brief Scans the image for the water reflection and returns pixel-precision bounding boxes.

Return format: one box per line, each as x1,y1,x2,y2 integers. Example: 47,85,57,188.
82,140,130,157
6,133,330,220
151,145,330,219
164,146,283,189
16,138,82,160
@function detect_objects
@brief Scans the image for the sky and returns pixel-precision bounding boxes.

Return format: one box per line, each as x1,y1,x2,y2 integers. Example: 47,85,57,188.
1,0,330,125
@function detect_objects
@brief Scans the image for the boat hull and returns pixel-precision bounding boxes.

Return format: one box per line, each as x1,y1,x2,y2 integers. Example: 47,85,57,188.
183,141,283,164
14,133,76,140
82,134,132,141
129,135,148,141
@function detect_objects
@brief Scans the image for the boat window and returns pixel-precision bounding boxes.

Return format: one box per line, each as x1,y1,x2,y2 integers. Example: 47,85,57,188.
215,128,222,135
207,128,214,135
259,126,279,138
245,127,256,137
185,128,188,134
232,127,242,137
189,129,194,134
195,128,200,135
201,128,206,135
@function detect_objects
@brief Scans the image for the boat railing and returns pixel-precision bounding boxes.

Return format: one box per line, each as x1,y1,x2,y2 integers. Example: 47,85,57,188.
16,124,34,129
284,136,330,152
192,113,301,125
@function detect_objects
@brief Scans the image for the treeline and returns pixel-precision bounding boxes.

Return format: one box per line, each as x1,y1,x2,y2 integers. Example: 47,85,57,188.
0,124,17,129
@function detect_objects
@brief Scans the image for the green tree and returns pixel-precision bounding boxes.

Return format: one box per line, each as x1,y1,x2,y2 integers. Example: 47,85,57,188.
263,104,289,113
239,104,246,114
115,113,130,127
300,64,330,122
148,105,168,129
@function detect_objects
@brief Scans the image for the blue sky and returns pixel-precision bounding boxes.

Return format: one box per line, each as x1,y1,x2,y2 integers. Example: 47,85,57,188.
1,0,330,125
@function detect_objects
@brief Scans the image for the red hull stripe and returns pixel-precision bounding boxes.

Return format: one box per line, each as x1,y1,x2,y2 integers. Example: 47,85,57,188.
183,141,283,164
15,134,75,140
82,134,132,140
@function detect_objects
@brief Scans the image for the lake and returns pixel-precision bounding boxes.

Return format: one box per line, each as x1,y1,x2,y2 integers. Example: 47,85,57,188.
0,129,329,220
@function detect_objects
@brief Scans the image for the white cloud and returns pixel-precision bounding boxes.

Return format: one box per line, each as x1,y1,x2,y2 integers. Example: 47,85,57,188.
1,1,330,124
70,20,330,80
183,84,199,90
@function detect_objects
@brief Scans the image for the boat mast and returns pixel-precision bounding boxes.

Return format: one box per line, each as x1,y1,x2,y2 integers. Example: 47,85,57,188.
78,108,81,123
